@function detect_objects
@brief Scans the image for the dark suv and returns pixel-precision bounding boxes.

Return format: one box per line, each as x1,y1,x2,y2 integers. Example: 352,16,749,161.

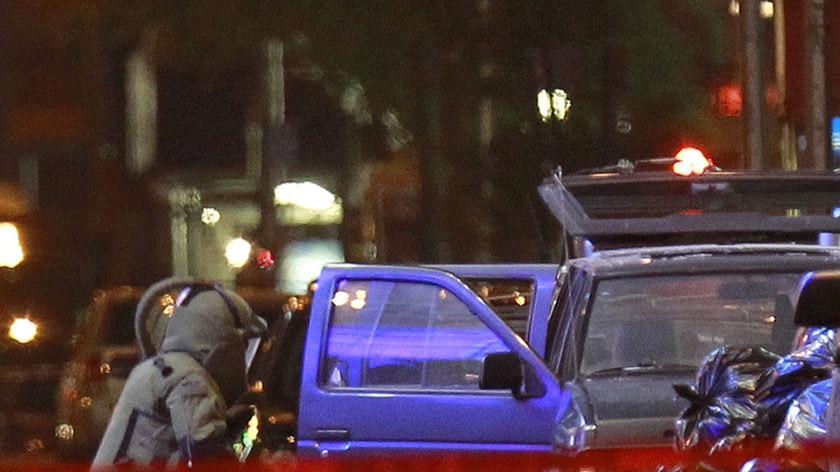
546,243,840,451
537,167,840,452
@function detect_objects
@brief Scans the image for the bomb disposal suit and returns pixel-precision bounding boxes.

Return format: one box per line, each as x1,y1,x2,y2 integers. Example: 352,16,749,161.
92,281,266,469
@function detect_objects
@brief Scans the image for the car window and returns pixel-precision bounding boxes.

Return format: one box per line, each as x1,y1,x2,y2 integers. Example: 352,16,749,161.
580,272,802,375
461,277,535,338
323,279,510,390
103,298,139,346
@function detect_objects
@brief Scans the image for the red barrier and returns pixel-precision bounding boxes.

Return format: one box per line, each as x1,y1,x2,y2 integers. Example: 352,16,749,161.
4,442,840,472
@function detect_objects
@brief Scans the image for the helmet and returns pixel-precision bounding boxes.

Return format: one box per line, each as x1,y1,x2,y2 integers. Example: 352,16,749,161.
135,277,267,359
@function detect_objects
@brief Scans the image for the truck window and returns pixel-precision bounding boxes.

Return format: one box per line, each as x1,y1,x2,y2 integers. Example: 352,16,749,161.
323,279,511,390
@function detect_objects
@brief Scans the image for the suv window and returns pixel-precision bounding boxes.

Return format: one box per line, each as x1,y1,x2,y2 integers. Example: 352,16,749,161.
580,272,802,375
323,279,510,390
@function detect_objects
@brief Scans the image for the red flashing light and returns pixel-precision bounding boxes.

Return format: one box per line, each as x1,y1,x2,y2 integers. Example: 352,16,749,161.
673,147,711,176
715,83,743,117
256,248,275,269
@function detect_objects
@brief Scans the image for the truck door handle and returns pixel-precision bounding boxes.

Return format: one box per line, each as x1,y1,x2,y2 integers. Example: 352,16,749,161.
314,428,351,441
313,428,351,456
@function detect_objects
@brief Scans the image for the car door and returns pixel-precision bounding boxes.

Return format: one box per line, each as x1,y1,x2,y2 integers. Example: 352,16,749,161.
296,265,566,456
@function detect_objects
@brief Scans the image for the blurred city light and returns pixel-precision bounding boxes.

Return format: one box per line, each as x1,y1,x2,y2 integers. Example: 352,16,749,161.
256,248,275,269
0,222,24,268
9,316,37,344
273,182,336,211
278,239,344,293
332,290,350,306
201,207,221,226
537,89,571,122
225,237,252,268
729,0,774,19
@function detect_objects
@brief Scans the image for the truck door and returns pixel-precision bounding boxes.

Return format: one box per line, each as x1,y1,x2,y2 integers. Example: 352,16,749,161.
297,265,567,456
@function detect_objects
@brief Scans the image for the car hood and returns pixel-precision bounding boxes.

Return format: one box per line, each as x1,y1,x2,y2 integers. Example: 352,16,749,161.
575,369,696,448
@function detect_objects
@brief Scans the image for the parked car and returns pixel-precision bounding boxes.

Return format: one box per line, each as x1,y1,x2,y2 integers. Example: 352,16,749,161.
0,363,61,455
54,286,145,460
537,166,840,453
238,249,840,460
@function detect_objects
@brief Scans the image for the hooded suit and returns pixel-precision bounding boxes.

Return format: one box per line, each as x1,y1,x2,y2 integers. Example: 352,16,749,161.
92,284,265,469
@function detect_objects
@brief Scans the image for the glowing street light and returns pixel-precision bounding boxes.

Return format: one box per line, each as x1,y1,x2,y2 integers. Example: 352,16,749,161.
729,0,775,19
0,222,24,268
273,182,337,211
9,317,37,344
225,237,252,268
537,89,571,122
201,207,221,226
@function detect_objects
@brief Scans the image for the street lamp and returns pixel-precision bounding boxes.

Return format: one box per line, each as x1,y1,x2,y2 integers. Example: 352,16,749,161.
0,222,24,268
225,237,252,269
537,89,571,122
9,316,37,344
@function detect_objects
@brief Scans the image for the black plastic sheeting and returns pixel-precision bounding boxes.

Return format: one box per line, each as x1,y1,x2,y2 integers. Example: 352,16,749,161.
674,328,837,471
674,345,781,453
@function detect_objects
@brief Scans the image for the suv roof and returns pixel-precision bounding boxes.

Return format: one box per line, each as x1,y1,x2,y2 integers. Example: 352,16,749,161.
539,169,840,254
568,243,840,277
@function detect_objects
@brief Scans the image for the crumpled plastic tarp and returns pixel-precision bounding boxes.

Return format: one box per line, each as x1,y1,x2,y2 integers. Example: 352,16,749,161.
674,328,837,472
674,345,781,453
757,328,836,442
675,328,836,453
775,376,831,450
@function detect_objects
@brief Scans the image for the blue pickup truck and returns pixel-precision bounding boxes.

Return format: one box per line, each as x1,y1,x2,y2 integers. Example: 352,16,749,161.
248,263,566,457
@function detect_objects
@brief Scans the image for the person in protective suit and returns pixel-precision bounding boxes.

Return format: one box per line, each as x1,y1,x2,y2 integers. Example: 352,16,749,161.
91,279,267,469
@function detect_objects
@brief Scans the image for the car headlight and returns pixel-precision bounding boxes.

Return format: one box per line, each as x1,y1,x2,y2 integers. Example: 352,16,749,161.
554,393,594,454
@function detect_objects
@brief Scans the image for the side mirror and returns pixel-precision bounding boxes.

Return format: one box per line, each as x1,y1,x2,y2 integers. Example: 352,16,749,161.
794,270,840,327
480,351,523,393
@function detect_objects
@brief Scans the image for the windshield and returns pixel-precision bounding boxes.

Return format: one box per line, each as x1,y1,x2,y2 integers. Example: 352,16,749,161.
580,272,802,376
